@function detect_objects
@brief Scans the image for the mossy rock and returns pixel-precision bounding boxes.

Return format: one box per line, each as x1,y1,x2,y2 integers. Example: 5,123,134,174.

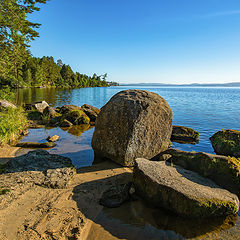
134,158,239,218
210,129,240,157
161,148,240,196
65,110,90,125
171,125,199,144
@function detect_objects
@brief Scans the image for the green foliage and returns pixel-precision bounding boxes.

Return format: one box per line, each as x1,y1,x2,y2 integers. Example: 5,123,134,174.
0,107,28,144
0,0,47,86
19,56,110,88
0,86,15,102
0,187,10,195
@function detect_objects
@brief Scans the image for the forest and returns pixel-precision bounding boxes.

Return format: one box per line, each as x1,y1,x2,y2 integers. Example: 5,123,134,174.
1,55,109,88
0,0,117,91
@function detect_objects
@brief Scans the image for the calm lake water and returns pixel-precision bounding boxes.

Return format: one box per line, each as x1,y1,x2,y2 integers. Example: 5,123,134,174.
17,86,240,168
16,86,240,239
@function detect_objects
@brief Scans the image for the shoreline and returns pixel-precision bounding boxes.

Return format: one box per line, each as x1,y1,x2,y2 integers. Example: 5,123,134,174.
0,145,132,240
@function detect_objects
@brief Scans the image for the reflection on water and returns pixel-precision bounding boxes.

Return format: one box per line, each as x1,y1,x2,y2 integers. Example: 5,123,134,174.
20,125,94,168
88,200,240,240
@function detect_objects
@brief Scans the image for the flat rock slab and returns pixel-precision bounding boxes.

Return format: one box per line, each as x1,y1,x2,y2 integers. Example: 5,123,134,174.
5,150,75,188
133,158,239,218
16,142,56,148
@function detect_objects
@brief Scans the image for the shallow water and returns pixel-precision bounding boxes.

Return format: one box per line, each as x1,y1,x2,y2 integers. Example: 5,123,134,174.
16,86,240,239
17,86,240,167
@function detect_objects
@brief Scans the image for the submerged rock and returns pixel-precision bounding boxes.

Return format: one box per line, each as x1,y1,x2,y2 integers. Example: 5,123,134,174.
159,148,240,196
99,183,131,208
0,100,17,110
210,129,240,158
171,125,199,144
16,142,56,148
133,158,239,218
6,150,75,188
92,89,172,166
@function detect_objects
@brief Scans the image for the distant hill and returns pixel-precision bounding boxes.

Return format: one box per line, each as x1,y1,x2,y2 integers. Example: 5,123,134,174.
120,82,240,87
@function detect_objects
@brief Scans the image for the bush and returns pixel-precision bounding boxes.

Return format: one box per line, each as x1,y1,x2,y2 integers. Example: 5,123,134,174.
0,107,28,144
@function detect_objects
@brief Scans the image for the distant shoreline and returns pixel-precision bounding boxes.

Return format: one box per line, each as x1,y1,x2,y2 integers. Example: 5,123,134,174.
120,82,240,87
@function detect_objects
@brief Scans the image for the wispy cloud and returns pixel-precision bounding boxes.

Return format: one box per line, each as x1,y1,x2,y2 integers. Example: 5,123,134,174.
203,10,240,18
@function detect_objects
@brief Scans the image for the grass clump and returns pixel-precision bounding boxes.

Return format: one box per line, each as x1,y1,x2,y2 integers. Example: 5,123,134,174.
0,187,10,195
0,107,28,144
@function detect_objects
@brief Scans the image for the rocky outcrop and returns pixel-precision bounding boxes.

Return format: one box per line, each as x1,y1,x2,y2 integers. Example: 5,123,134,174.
0,100,17,110
158,148,240,196
65,110,90,125
133,158,239,218
46,135,60,142
33,101,49,113
92,90,173,166
81,104,100,122
210,129,240,158
16,142,56,148
171,125,199,144
6,150,75,188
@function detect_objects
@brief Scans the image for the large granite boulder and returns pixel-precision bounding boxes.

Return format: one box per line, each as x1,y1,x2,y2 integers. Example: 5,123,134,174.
6,150,75,188
0,100,17,110
133,158,239,218
157,148,240,196
210,129,240,158
171,125,199,144
92,90,173,166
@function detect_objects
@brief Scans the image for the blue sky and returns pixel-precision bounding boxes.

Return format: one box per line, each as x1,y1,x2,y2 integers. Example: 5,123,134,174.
29,0,240,84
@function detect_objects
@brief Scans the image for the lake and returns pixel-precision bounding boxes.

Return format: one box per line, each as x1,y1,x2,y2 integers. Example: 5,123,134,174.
16,86,240,239
17,86,240,168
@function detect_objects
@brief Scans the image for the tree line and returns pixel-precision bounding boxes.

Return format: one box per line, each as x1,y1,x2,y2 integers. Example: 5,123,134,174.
0,0,117,90
2,55,109,88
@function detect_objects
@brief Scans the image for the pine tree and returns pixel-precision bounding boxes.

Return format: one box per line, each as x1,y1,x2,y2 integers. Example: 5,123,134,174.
0,0,47,86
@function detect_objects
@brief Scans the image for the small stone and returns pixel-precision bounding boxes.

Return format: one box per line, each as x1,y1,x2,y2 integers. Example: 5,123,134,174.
46,135,60,142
